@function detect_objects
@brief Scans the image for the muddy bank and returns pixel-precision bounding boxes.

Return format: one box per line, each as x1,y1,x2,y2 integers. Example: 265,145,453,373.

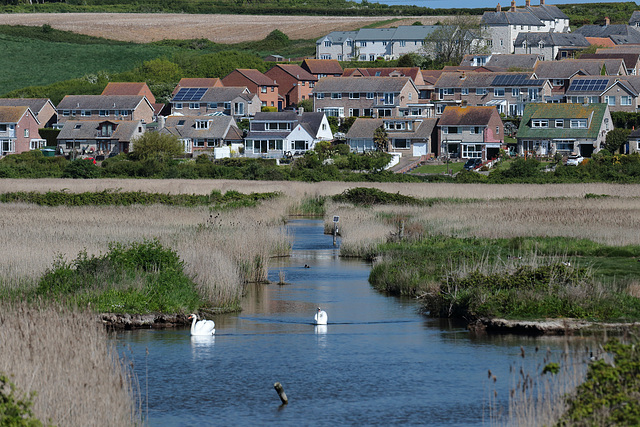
99,313,189,329
469,317,640,336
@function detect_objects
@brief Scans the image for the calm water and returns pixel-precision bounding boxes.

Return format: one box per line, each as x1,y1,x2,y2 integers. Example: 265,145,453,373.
115,219,586,426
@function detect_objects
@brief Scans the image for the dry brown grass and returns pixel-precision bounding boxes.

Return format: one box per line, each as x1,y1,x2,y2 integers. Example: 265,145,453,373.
0,302,140,426
0,13,451,43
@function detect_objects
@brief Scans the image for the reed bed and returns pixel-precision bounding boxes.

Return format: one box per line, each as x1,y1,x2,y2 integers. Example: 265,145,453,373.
0,198,291,306
4,179,640,200
0,302,141,426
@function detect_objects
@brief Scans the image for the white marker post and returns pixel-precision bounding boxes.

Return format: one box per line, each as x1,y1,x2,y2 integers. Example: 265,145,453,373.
332,215,339,246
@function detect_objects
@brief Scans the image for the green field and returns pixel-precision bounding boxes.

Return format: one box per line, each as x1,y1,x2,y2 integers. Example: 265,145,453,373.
411,161,465,174
0,33,177,95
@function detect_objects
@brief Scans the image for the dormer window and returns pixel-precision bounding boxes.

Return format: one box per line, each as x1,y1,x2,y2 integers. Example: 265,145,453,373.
539,41,545,49
531,119,548,128
195,120,210,129
74,124,81,129
325,40,331,47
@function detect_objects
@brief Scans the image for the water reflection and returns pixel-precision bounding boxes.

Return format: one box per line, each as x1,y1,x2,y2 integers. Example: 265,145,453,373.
190,335,215,348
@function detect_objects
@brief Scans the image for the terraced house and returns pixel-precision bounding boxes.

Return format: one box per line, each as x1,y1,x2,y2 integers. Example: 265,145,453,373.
315,26,440,61
312,76,422,119
434,72,552,116
56,95,155,125
516,103,612,157
170,87,260,120
345,117,437,156
0,106,45,156
158,115,243,156
564,76,640,112
437,106,504,160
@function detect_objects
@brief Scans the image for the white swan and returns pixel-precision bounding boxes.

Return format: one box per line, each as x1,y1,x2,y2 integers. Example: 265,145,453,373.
188,313,215,336
314,307,328,325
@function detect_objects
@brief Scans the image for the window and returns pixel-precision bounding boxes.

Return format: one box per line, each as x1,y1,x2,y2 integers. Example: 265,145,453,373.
261,86,267,93
445,127,459,134
189,103,199,109
224,102,231,110
349,93,360,99
494,88,505,97
208,103,218,108
120,110,129,117
349,108,360,117
369,55,375,61
399,41,406,47
621,96,632,106
347,40,353,46
462,144,483,159
377,109,392,117
320,54,331,60
552,79,564,87
528,88,540,100
570,119,587,128
175,103,183,109
271,87,275,92
99,110,107,117
408,92,412,100
194,139,205,148
605,95,616,106
337,55,343,61
62,110,70,116
531,119,548,128
316,93,325,99
476,88,487,95
555,119,564,128
195,120,209,129
24,129,29,138
512,88,519,97
81,110,91,117
309,83,314,88
301,81,306,86
360,55,367,61
436,104,446,114
0,124,6,132
470,126,481,134
393,139,409,149
461,88,469,95
383,41,388,46
383,93,395,105
331,93,342,99
324,41,331,47
366,92,374,99
496,126,500,135
360,41,367,47
363,109,374,117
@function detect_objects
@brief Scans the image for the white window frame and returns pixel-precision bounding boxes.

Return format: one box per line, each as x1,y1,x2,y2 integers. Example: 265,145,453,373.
531,119,548,128
570,119,587,129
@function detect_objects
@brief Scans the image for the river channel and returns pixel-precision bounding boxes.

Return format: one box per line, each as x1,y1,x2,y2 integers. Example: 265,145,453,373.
114,219,588,426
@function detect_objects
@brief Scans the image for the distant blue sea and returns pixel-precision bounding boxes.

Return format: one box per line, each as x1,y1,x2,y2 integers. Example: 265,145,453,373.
364,0,632,11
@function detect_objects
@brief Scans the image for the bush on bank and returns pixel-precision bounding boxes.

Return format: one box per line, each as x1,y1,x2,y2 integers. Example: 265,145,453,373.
35,240,204,314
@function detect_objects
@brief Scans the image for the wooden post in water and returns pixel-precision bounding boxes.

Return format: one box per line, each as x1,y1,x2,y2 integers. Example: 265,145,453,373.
274,382,288,405
332,215,339,246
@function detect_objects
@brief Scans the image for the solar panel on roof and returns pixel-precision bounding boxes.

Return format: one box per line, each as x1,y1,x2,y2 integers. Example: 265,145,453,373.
173,87,207,102
568,79,609,92
491,75,543,87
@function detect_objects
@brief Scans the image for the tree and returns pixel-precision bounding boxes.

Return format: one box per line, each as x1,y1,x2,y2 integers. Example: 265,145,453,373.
297,99,313,112
373,126,389,152
129,132,184,161
422,15,488,65
603,128,631,154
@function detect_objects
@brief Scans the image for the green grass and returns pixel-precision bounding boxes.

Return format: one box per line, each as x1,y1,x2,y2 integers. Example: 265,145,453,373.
411,162,465,175
0,33,177,95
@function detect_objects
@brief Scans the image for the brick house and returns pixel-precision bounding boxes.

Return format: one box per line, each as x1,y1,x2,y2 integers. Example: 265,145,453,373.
300,59,343,79
265,64,317,109
101,82,156,104
222,69,279,110
170,87,261,120
438,106,504,160
0,106,45,156
345,117,437,156
0,98,57,128
56,95,155,125
56,120,145,157
158,115,243,156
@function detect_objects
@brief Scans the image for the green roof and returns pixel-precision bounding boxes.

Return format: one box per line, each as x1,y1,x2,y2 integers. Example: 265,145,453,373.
517,103,607,140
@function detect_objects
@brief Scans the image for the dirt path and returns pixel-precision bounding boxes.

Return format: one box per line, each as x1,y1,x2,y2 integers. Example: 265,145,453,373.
0,12,449,43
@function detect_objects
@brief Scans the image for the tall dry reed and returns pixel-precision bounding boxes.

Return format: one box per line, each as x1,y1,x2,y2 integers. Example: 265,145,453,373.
0,302,141,426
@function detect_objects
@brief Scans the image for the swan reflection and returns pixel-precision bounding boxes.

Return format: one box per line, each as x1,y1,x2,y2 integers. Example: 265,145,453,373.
190,335,215,348
315,325,327,335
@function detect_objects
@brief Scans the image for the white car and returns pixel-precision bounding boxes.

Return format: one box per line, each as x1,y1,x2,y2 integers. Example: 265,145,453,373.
565,155,584,166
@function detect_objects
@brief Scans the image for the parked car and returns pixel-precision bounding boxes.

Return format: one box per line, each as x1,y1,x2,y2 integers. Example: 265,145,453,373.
565,155,584,166
463,158,482,171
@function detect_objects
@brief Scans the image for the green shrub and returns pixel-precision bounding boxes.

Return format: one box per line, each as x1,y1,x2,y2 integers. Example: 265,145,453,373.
0,373,41,427
62,159,101,179
332,187,424,206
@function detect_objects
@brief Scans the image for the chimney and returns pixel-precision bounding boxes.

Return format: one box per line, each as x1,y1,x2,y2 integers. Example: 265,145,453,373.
298,107,304,116
510,0,515,11
605,17,610,26
496,3,501,11
526,0,530,6
157,115,165,130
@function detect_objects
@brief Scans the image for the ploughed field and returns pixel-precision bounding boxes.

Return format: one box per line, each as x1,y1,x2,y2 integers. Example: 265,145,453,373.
0,13,450,43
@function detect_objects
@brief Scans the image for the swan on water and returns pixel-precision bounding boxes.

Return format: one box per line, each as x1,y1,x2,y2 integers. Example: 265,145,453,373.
188,313,215,336
314,307,328,325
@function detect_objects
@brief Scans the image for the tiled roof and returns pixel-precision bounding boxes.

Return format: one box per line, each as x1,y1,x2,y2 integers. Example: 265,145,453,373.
101,82,148,96
160,115,237,139
57,95,147,110
199,87,253,103
421,70,443,85
517,103,607,140
586,37,617,48
488,54,541,70
313,76,414,92
0,98,49,113
630,11,640,25
269,64,317,81
301,59,343,75
317,31,357,44
581,52,640,67
57,120,141,141
230,69,277,86
525,4,569,20
172,78,223,96
515,32,590,48
0,106,28,123
435,72,538,88
346,118,384,139
533,59,625,79
482,10,544,26
438,106,499,126
342,67,422,81
574,24,640,39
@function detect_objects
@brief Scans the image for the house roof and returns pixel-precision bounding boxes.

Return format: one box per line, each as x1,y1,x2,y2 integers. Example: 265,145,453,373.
435,71,540,88
580,52,640,67
247,111,326,138
438,106,499,126
160,115,238,139
102,82,148,96
460,54,540,70
421,70,443,85
301,59,343,75
481,10,544,26
226,69,277,86
57,120,141,141
525,4,568,20
268,64,317,81
586,37,617,48
57,95,149,110
346,118,384,139
565,76,637,96
391,25,440,40
198,87,254,103
317,26,440,44
0,106,30,124
574,24,640,41
345,117,436,140
517,103,608,140
172,78,223,96
318,31,357,44
630,11,640,25
0,98,50,114
533,58,625,79
342,67,422,80
514,32,590,48
313,76,415,92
